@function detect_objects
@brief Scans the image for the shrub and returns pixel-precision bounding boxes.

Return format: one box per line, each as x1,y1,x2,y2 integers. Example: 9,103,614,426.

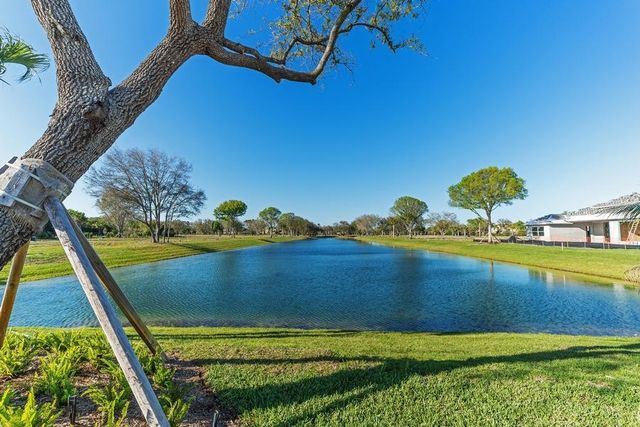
0,334,38,377
0,388,61,426
34,352,76,406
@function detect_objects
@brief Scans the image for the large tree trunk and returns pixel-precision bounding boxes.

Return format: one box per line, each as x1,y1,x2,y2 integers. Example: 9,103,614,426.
0,1,193,269
487,212,494,244
0,0,374,270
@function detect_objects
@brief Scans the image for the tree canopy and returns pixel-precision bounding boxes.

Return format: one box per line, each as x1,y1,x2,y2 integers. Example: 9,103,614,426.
214,200,248,235
259,207,282,237
448,166,527,243
390,196,428,238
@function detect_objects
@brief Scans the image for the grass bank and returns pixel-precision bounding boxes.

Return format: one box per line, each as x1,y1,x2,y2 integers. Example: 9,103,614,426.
356,236,640,283
0,235,302,283
9,326,637,426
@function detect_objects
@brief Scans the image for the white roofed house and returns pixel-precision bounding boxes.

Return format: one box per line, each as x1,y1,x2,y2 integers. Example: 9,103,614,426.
526,193,640,245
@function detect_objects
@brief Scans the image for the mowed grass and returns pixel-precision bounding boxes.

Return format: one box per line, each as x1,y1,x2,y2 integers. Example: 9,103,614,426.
147,327,640,426
357,236,640,283
0,235,302,283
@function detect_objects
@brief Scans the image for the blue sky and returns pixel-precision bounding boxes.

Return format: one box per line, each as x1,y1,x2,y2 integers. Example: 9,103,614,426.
1,0,639,225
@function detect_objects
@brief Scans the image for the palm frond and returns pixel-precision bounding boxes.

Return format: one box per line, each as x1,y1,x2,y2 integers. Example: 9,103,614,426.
0,28,49,83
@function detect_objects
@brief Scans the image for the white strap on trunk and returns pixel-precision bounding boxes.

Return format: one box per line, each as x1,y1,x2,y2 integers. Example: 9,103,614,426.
0,157,74,229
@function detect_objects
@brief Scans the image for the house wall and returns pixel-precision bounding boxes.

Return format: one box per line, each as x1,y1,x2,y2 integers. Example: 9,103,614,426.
610,221,622,243
591,223,605,243
530,221,622,243
547,224,587,242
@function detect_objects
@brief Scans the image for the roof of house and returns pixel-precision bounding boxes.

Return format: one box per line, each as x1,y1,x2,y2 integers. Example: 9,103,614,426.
527,193,640,226
563,193,640,216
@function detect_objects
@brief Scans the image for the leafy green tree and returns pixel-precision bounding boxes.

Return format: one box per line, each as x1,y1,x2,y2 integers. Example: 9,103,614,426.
390,196,428,238
245,219,267,235
512,220,527,237
426,212,459,238
0,29,49,83
67,209,89,231
96,189,133,238
259,207,282,237
496,218,513,236
466,218,487,238
214,200,247,236
279,213,296,236
448,167,528,243
353,214,382,236
211,220,224,237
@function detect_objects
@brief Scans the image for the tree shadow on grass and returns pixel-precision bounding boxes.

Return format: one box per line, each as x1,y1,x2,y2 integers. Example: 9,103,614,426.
152,329,361,341
194,341,640,426
168,242,223,253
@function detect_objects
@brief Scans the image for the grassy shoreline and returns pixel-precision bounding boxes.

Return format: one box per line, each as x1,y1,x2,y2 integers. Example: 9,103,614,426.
0,235,303,283
6,326,640,426
356,236,640,284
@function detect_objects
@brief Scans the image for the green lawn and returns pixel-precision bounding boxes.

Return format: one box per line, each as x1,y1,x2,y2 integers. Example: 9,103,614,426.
357,236,640,283
0,235,302,283
149,327,640,426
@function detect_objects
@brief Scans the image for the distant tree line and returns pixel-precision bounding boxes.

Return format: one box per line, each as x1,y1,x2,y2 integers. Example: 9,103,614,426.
323,211,526,238
40,162,527,243
324,166,528,241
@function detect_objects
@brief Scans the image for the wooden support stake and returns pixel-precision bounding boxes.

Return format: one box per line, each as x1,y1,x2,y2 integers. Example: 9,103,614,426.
0,242,30,348
44,196,169,427
66,212,166,360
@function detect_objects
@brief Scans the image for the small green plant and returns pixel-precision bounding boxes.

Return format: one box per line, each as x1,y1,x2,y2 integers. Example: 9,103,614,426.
84,384,130,427
37,331,80,353
153,363,176,389
134,343,163,376
34,352,76,406
99,359,131,395
0,333,38,377
160,395,191,427
0,388,61,426
84,334,112,365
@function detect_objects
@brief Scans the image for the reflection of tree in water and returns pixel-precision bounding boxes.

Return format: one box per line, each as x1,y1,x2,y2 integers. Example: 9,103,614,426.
387,252,428,327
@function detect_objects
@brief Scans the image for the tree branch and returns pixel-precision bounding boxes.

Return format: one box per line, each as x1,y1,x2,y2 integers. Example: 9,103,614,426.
204,0,231,36
169,0,193,32
213,0,362,83
30,0,110,99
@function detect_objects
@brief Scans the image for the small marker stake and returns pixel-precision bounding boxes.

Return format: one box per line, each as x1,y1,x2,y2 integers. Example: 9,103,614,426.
68,395,78,425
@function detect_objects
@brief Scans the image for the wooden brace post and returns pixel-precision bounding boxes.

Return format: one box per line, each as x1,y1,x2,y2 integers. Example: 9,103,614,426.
65,209,167,360
44,196,169,427
0,242,30,348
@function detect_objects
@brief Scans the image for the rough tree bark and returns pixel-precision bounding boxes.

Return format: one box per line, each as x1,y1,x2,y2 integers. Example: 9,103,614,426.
0,0,368,269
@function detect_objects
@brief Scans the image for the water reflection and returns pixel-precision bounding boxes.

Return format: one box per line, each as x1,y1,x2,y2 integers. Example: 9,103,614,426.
2,238,640,336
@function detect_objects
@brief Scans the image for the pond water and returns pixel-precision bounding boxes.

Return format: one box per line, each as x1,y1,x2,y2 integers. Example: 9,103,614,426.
3,238,640,335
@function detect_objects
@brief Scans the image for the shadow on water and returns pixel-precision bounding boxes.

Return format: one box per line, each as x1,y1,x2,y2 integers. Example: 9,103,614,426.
175,334,640,426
